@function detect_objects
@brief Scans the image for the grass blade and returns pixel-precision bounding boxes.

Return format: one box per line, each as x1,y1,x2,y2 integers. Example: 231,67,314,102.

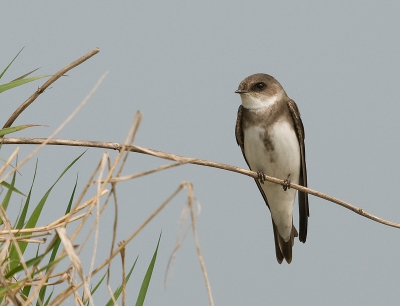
0,124,43,137
0,75,51,93
105,256,139,306
0,47,24,79
11,67,40,81
1,169,17,212
1,181,25,196
43,289,54,306
14,160,37,231
5,254,45,279
135,233,162,306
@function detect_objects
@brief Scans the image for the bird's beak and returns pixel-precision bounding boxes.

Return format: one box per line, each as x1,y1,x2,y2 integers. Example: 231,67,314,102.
235,89,247,94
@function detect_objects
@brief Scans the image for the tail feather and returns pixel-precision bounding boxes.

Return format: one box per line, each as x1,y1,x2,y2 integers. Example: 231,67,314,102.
272,220,297,264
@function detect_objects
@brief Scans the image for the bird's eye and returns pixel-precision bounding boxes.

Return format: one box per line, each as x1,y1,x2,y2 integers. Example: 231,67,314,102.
255,82,266,90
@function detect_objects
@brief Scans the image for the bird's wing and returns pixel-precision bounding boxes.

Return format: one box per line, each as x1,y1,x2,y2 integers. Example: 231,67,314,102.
287,99,309,243
235,105,271,210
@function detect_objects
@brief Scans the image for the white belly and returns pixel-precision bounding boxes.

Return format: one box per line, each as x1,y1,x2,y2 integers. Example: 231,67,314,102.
243,121,300,241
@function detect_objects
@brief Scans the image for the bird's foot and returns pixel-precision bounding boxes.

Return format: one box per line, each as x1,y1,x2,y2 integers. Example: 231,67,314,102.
283,174,291,191
257,170,266,184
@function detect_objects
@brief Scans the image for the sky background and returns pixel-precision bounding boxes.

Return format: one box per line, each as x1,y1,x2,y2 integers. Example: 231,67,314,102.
2,1,400,305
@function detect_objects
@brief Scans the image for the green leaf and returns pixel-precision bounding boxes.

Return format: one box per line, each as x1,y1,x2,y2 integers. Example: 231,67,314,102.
11,67,40,81
0,47,24,79
135,233,162,306
15,160,37,230
85,275,109,306
33,253,67,275
21,284,32,303
5,254,45,279
7,250,66,282
1,169,17,212
0,75,51,93
43,289,54,306
0,124,43,137
105,257,139,306
1,181,25,196
91,272,107,296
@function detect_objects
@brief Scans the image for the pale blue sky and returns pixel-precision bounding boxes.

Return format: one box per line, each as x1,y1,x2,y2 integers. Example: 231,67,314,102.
2,1,400,305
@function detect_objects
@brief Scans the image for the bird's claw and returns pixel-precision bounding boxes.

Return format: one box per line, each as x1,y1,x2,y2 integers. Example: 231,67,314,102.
283,174,291,191
257,170,266,184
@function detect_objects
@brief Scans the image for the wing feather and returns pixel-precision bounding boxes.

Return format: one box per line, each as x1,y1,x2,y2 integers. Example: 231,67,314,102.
287,99,309,243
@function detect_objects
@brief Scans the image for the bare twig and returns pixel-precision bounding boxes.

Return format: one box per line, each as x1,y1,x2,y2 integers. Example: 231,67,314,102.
87,152,107,292
3,48,100,129
105,111,142,297
0,230,49,241
1,137,399,229
185,182,214,306
107,162,183,183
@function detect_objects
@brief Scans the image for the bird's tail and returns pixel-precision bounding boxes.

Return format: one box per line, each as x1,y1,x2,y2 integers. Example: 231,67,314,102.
272,221,298,264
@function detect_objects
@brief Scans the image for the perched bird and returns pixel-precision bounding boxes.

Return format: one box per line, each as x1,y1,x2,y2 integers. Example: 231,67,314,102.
235,73,309,264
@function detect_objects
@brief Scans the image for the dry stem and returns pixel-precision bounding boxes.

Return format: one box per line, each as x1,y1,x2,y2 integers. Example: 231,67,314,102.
1,137,399,230
185,182,214,306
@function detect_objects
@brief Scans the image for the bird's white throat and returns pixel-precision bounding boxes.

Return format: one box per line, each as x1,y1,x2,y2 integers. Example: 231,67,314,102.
240,93,281,110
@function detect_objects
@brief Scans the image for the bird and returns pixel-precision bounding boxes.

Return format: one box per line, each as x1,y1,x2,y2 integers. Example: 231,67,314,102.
235,73,309,264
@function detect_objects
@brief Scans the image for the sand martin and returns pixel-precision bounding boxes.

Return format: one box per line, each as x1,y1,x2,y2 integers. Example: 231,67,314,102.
235,73,309,264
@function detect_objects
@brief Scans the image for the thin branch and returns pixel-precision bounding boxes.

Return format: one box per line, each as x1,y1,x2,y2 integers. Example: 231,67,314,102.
1,137,400,229
105,111,142,295
0,231,50,240
186,182,214,306
0,190,108,235
3,48,100,129
0,238,45,244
